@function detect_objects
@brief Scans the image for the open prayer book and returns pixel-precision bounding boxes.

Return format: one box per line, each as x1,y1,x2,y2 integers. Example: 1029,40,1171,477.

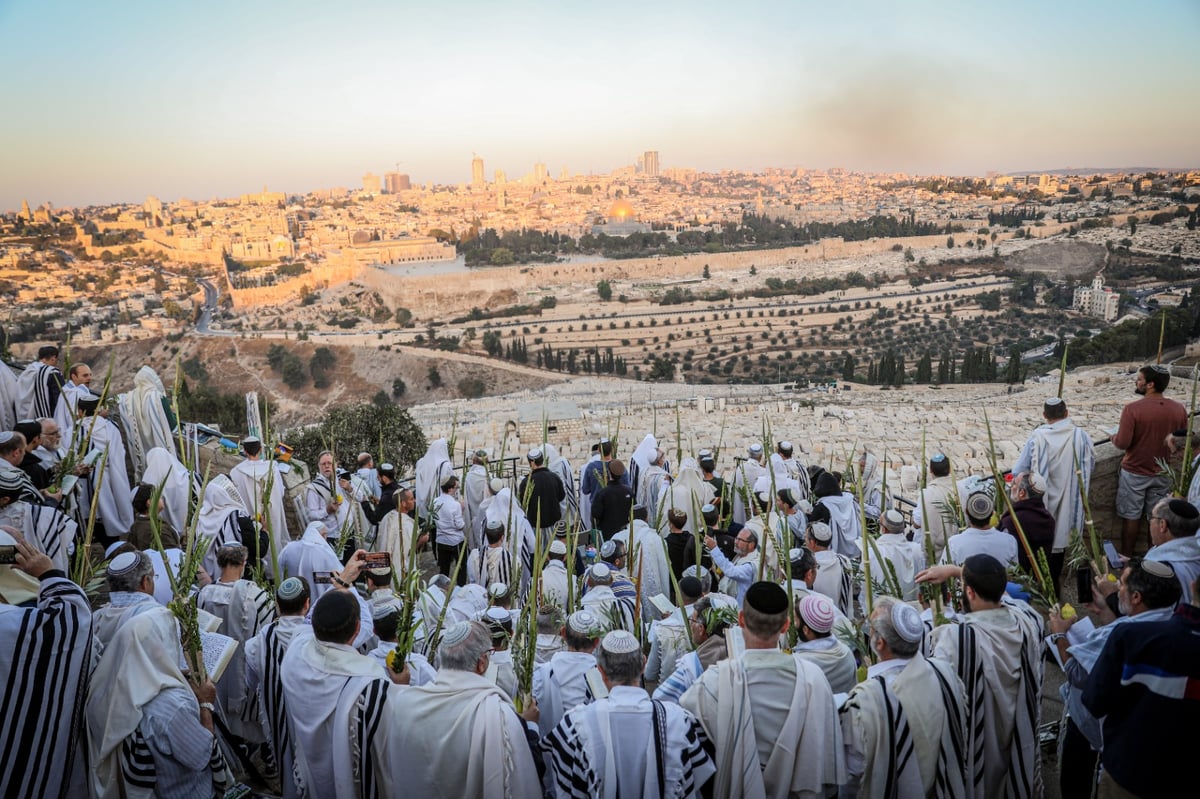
1045,616,1095,671
184,630,239,684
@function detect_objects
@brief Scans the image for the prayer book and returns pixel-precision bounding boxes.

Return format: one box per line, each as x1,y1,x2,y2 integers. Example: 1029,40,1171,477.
200,630,239,683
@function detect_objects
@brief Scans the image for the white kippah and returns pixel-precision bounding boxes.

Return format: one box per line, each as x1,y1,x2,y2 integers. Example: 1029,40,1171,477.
1142,559,1175,579
788,547,804,562
567,609,601,636
698,449,713,459
1027,473,1048,494
601,630,640,654
779,440,793,451
487,582,509,599
241,435,260,444
440,621,473,646
701,503,716,514
682,564,709,580
527,447,543,460
0,432,12,444
1044,397,1064,407
104,541,127,559
489,478,505,494
372,603,399,620
600,540,617,559
809,522,833,543
549,540,567,555
590,563,612,581
107,551,140,576
485,518,504,532
890,603,924,644
484,606,511,624
748,443,763,454
379,462,395,471
277,577,306,601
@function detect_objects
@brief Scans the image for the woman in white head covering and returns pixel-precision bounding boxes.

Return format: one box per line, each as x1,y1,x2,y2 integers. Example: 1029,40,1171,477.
197,474,253,581
139,447,193,535
414,438,453,523
86,607,231,799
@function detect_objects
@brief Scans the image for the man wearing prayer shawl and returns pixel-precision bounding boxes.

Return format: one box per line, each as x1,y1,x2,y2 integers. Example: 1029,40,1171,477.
414,437,454,524
543,629,716,799
197,474,256,581
873,509,924,601
229,435,289,573
86,606,233,798
374,486,426,578
197,544,275,744
280,587,401,799
245,577,312,799
15,345,72,438
545,443,579,531
463,449,491,549
912,453,957,561
468,518,515,592
281,521,359,604
91,549,160,652
929,555,1044,799
0,532,93,799
0,468,77,571
681,582,843,799
856,450,888,521
1142,497,1200,603
653,594,735,704
75,393,134,540
813,471,862,557
533,608,603,736
730,443,768,525
611,504,671,620
139,446,192,534
659,457,716,536
305,450,353,539
116,364,177,478
705,525,762,607
486,485,537,593
792,593,857,693
840,597,969,799
540,539,571,610
0,360,19,432
1011,397,1094,585
580,563,637,633
770,440,811,499
383,619,542,797
806,521,854,619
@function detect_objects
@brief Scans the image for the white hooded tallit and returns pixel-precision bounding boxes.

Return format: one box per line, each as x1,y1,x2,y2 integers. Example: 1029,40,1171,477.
659,458,715,535
139,447,192,534
117,366,176,478
414,438,453,521
197,474,250,580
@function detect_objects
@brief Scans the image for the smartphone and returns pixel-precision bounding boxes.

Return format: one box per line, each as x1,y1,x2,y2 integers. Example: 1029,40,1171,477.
0,545,16,564
1103,541,1123,571
362,551,392,570
1076,566,1093,604
313,571,334,585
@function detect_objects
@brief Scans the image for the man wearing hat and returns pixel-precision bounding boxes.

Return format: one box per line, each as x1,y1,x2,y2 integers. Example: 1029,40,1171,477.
0,531,94,799
383,620,541,797
928,554,1044,799
590,459,634,539
90,549,158,652
998,472,1056,577
793,593,856,693
368,604,437,687
812,471,862,558
198,544,275,746
463,449,491,550
1141,497,1200,603
730,443,767,525
467,519,513,594
482,606,518,700
874,508,925,601
533,608,603,736
644,574,703,685
771,440,809,495
544,629,716,798
518,446,565,542
612,503,671,617
360,461,399,528
806,521,854,619
705,525,761,607
229,434,289,574
245,576,312,799
682,581,842,798
913,453,956,561
1113,365,1188,556
948,492,1017,568
1012,397,1095,585
840,596,969,799
540,539,571,610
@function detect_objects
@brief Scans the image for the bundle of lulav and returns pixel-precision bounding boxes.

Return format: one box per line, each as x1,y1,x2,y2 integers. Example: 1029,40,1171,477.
68,356,116,591
386,518,427,674
512,531,552,712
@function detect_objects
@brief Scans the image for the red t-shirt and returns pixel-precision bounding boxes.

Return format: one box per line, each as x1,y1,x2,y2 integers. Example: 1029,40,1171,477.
1112,394,1188,475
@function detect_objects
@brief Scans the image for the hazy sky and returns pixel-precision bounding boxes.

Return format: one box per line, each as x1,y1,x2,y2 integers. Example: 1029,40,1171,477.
2,0,1198,210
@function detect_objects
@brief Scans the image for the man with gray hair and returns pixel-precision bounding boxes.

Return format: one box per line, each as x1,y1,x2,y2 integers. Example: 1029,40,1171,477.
1142,497,1200,603
840,596,969,798
543,629,716,799
533,609,603,737
730,442,767,525
91,549,158,651
384,620,542,796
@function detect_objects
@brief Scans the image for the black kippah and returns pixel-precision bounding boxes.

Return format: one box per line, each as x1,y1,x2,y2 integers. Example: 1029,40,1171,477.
961,553,1007,577
311,590,359,637
1169,499,1200,520
678,576,702,599
744,581,788,614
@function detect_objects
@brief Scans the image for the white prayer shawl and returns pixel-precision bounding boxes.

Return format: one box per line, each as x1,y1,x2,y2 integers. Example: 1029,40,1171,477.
464,462,490,549
793,637,857,694
486,487,536,592
544,684,715,799
116,365,176,478
818,492,862,557
872,534,925,601
1013,418,1094,550
659,459,716,536
59,379,89,446
85,607,194,799
467,545,513,593
485,648,519,700
929,603,1044,799
197,474,250,581
139,446,191,533
612,519,671,618
630,433,658,494
383,668,541,797
916,475,958,561
0,574,92,799
414,438,453,522
78,414,134,537
681,649,843,799
581,585,638,633
0,362,20,432
813,550,855,619
743,510,789,582
545,444,579,529
197,579,275,741
533,649,600,737
244,615,308,799
279,522,345,603
536,633,565,664
35,444,64,471
1145,535,1200,604
859,452,887,519
639,463,671,528
540,560,570,610
839,653,969,799
229,458,290,567
367,643,437,685
280,632,394,799
374,508,420,577
731,457,768,525
0,500,76,573
92,591,161,653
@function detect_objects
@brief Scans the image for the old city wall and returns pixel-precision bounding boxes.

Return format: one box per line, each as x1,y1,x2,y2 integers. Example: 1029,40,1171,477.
227,257,365,307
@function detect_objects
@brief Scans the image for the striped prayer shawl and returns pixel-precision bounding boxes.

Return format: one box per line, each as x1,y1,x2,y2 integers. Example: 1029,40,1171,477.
352,681,389,799
929,659,969,798
28,502,79,574
118,722,230,799
258,622,297,794
0,576,93,799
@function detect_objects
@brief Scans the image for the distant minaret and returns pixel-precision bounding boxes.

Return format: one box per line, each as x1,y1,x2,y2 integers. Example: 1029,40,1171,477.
19,200,31,221
472,154,485,186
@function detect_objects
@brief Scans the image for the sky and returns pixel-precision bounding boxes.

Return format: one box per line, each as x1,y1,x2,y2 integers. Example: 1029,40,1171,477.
1,0,1198,210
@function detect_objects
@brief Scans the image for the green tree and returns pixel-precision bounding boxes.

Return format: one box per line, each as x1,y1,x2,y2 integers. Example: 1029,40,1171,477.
457,377,486,398
394,307,414,327
597,279,613,302
372,390,391,407
946,236,955,248
391,377,407,398
287,403,427,474
841,353,856,382
490,247,515,266
309,346,336,388
1127,215,1138,235
703,264,711,279
427,365,442,388
281,355,307,389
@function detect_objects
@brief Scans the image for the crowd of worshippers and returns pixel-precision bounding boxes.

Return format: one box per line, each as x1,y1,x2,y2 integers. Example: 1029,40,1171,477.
3,353,1200,797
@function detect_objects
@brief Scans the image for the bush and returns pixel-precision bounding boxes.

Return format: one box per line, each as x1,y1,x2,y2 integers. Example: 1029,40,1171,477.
285,403,427,475
457,377,486,398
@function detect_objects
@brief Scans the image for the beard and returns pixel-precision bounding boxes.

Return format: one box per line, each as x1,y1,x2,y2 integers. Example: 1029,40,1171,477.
1136,386,1147,396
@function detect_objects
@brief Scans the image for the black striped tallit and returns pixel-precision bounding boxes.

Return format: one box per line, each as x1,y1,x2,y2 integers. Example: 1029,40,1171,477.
260,623,292,774
120,727,156,790
957,622,989,796
929,658,969,798
353,680,389,799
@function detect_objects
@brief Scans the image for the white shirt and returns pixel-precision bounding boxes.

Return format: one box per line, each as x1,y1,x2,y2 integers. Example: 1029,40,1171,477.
433,492,465,546
946,526,1018,567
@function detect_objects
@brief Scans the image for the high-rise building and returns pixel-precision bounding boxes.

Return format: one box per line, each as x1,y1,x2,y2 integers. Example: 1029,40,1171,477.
362,172,382,194
384,172,411,193
472,155,485,186
533,162,548,182
495,169,507,186
643,150,660,178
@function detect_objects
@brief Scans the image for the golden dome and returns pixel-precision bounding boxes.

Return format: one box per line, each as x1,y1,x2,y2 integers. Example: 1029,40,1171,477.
607,199,635,220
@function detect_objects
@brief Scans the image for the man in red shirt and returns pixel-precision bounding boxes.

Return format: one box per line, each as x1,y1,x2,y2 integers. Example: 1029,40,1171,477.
1112,365,1188,555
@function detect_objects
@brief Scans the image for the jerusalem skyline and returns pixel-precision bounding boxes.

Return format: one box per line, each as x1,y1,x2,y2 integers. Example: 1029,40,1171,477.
2,0,1198,210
